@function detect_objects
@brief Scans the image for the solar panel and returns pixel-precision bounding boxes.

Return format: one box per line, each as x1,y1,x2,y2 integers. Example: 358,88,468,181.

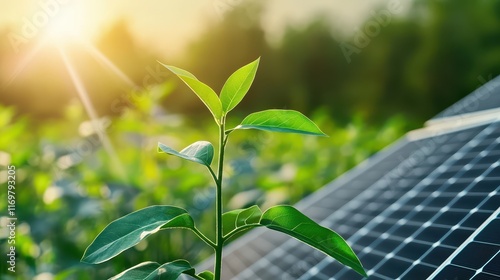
429,74,500,122
196,75,500,279
429,209,500,279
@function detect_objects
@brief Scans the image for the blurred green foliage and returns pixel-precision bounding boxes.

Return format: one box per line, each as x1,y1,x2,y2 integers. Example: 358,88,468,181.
161,0,500,126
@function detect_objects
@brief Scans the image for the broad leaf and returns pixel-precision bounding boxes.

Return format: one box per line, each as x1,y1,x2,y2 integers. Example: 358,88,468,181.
82,206,194,264
222,205,262,237
197,271,215,280
234,110,327,136
109,262,160,280
144,260,196,280
159,62,223,120
158,141,214,166
220,58,260,113
163,213,195,229
260,205,367,277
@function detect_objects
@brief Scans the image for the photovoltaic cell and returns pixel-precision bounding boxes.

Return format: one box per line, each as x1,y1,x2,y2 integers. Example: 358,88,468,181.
195,76,500,279
293,122,500,280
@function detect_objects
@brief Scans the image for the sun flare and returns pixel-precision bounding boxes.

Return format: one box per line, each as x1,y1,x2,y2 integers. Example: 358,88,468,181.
44,4,86,45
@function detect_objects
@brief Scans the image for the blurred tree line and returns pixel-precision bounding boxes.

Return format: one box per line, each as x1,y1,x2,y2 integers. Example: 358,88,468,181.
176,0,500,126
1,0,499,127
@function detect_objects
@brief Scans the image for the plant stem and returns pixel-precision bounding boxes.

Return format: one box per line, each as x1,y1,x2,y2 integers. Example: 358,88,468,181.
214,117,226,280
192,227,217,249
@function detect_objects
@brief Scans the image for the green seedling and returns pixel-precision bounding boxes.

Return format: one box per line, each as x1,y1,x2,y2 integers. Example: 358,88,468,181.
82,58,367,279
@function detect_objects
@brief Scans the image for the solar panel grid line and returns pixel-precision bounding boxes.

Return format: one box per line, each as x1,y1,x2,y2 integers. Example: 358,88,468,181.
300,143,442,279
292,141,458,279
246,237,336,279
304,122,499,279
236,236,306,279
350,230,454,250
392,160,498,276
429,209,500,279
298,138,458,278
435,242,500,279
394,136,500,278
398,207,499,279
294,138,413,211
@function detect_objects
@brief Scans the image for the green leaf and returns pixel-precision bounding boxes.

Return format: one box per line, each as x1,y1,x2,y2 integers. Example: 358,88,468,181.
222,205,262,237
197,271,214,280
109,262,160,280
158,141,214,166
260,205,367,277
144,260,196,280
159,62,223,120
235,109,327,136
220,57,260,113
82,206,194,264
110,260,198,280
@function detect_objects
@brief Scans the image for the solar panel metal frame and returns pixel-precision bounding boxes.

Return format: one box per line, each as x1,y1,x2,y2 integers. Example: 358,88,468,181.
429,74,500,122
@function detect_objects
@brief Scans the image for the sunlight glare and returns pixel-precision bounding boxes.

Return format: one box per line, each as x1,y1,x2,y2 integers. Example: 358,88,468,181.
82,41,137,87
4,38,47,88
58,47,126,179
45,4,86,45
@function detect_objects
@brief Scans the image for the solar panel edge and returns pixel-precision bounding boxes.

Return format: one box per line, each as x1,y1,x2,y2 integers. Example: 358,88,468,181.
430,74,500,121
294,137,412,211
424,107,500,132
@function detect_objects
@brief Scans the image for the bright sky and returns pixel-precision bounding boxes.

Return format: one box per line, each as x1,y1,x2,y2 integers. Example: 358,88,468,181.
0,0,384,55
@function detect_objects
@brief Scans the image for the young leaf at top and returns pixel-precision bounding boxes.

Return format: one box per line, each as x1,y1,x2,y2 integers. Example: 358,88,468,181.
233,109,327,136
158,141,214,166
222,205,262,237
82,206,196,264
260,205,367,277
109,261,161,280
159,62,223,121
143,260,196,280
220,57,260,113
